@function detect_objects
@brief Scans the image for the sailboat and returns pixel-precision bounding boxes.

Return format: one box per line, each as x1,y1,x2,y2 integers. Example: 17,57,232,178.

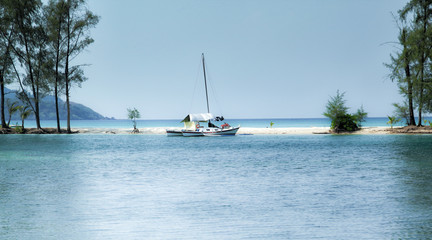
166,53,240,137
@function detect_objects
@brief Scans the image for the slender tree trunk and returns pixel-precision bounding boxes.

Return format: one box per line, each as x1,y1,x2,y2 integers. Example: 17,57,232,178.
34,98,41,129
54,53,61,132
33,60,41,130
23,38,41,129
65,7,71,133
0,73,7,128
54,49,61,131
418,53,425,127
18,11,41,130
405,62,416,126
418,83,424,126
66,78,70,133
55,81,60,132
1,39,12,129
417,8,428,127
54,8,63,133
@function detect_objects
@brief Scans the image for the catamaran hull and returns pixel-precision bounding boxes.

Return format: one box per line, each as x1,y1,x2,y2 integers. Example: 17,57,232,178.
181,131,205,137
181,127,240,137
166,130,183,136
204,127,239,136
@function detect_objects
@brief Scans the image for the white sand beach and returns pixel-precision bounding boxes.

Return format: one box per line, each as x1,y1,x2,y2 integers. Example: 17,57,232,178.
73,126,392,135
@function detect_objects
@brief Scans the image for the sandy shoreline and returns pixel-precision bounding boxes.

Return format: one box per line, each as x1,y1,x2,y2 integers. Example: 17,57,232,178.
73,126,394,135
3,126,431,135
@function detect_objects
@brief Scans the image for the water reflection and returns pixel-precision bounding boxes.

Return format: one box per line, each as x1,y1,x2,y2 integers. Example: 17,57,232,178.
390,135,432,239
2,134,432,239
0,135,87,238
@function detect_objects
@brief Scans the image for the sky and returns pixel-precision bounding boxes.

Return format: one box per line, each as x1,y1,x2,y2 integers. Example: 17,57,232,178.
69,0,409,120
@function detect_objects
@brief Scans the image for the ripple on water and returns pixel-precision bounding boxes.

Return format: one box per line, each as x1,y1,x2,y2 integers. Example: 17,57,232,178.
0,134,432,239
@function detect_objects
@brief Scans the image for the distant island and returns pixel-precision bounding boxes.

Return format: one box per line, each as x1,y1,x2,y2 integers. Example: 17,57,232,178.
2,88,111,121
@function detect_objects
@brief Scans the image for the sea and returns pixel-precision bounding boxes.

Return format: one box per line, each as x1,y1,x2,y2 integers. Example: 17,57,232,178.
11,117,428,129
1,118,432,239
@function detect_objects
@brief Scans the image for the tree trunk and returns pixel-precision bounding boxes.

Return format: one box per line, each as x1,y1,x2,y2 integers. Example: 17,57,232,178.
34,97,41,129
417,9,428,127
66,80,71,133
55,83,60,132
65,4,71,133
404,61,416,126
418,85,424,127
54,9,63,133
23,38,41,129
0,73,7,128
418,54,425,127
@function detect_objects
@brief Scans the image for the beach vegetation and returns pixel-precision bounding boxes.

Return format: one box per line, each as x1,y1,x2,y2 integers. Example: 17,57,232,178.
61,0,99,133
6,99,19,126
127,107,140,132
424,119,432,127
387,1,432,127
324,90,367,133
19,105,32,129
392,102,410,125
0,0,98,132
14,125,23,133
0,1,15,128
386,25,417,126
353,105,368,127
45,0,67,132
5,0,51,130
387,116,400,129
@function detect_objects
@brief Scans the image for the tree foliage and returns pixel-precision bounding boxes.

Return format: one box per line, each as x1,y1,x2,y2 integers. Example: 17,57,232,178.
19,105,31,128
6,99,19,126
0,0,16,128
387,115,401,129
127,108,140,130
0,0,98,131
323,90,367,133
63,0,99,133
393,102,410,125
387,1,432,126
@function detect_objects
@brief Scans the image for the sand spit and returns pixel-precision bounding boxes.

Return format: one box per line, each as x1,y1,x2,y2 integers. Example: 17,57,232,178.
74,126,393,135
2,126,431,135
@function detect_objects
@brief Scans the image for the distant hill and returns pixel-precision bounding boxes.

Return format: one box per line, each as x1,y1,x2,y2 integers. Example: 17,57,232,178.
1,88,109,120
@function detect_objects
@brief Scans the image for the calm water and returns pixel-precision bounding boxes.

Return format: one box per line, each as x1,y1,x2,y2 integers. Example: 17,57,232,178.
17,117,427,129
1,134,432,239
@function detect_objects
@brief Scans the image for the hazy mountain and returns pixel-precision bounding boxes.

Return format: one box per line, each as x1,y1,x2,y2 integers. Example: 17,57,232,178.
1,88,109,120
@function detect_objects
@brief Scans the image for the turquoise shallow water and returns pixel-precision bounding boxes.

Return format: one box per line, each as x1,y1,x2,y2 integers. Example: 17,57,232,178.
1,134,432,239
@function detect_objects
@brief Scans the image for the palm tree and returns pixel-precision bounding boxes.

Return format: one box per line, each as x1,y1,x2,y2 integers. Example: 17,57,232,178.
6,99,20,126
387,116,400,129
19,106,32,129
270,121,274,128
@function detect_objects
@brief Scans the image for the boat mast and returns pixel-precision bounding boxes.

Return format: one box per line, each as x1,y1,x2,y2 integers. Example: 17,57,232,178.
202,53,210,113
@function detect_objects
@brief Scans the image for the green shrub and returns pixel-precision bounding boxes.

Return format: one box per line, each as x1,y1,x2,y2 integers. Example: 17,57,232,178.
387,115,400,129
331,114,359,132
324,90,367,133
14,126,24,134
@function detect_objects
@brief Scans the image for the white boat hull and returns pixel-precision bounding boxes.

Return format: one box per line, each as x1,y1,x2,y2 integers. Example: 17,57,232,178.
203,127,239,136
181,127,240,137
181,131,205,137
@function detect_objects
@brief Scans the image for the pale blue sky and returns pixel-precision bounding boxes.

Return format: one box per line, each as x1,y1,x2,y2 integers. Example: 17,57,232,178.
72,0,408,119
